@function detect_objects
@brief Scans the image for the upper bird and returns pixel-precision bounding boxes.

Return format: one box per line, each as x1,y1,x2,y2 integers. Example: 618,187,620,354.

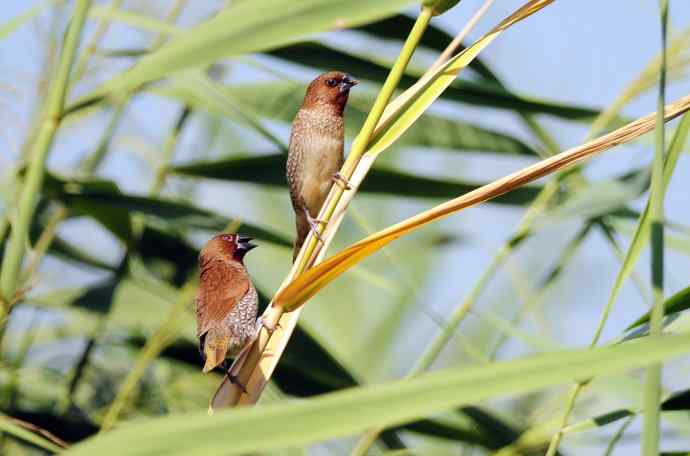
196,233,259,374
286,71,358,261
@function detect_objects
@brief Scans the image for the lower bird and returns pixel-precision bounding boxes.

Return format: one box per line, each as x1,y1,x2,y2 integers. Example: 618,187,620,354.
196,233,260,377
286,71,358,261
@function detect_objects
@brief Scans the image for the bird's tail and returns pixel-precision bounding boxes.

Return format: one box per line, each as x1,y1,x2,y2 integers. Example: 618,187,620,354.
293,211,310,262
201,329,230,373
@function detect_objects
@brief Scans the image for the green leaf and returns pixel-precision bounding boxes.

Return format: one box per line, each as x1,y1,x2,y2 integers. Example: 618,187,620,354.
0,0,62,40
42,172,291,246
170,154,542,205
627,285,690,330
352,14,496,80
153,79,539,157
64,333,690,455
0,415,65,453
423,0,461,16
266,42,603,121
84,0,416,99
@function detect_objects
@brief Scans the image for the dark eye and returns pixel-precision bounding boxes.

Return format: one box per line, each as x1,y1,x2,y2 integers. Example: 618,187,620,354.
326,79,338,87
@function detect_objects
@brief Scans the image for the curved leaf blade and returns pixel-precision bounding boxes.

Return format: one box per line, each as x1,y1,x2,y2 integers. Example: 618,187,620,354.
63,334,690,456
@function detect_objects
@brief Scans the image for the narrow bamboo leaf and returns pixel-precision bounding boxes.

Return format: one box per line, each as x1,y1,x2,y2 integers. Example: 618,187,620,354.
367,0,555,157
627,285,690,330
0,415,66,453
0,0,62,39
267,42,601,121
153,80,539,156
352,14,496,80
63,334,690,456
171,154,541,205
89,5,180,36
602,113,690,328
83,0,416,99
42,172,291,246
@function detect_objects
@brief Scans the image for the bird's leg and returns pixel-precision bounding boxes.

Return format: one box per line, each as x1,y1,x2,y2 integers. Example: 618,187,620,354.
303,207,326,244
255,316,281,334
332,171,353,190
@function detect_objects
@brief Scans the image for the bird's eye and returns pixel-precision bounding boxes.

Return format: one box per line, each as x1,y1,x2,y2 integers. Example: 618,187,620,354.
326,79,338,87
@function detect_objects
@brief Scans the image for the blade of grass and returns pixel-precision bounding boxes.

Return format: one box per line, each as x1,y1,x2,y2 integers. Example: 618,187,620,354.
0,0,64,40
642,1,669,453
61,333,690,456
0,0,92,317
0,415,67,453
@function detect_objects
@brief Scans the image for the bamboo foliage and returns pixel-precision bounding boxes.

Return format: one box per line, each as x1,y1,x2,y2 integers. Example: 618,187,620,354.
1,1,690,454
211,0,555,409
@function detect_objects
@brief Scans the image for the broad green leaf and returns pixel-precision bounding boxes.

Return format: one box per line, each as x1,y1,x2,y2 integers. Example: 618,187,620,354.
64,333,690,456
423,0,461,16
170,154,541,205
84,0,416,99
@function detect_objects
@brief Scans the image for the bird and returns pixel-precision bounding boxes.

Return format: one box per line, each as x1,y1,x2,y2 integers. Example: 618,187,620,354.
286,71,358,261
195,233,260,375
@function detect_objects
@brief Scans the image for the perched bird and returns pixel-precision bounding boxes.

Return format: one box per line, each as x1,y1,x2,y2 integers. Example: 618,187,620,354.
286,71,358,260
196,233,260,374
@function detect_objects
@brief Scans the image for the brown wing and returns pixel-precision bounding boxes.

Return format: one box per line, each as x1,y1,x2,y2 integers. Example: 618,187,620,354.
196,256,250,337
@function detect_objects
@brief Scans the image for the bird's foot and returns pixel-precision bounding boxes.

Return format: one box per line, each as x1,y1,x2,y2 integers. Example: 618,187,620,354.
304,209,326,244
256,316,281,334
332,171,353,190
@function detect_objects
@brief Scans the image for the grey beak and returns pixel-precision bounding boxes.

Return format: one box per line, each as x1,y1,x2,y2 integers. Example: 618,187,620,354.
236,234,257,252
340,75,359,92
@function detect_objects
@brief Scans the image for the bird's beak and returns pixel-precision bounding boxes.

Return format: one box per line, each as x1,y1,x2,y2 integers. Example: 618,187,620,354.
236,234,257,253
339,75,359,93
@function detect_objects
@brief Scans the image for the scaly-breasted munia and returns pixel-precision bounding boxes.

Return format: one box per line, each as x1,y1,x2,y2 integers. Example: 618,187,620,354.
196,233,259,374
286,71,358,260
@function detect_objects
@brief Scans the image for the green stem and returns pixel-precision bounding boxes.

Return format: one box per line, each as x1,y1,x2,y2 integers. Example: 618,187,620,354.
297,6,434,271
642,0,668,454
0,0,92,312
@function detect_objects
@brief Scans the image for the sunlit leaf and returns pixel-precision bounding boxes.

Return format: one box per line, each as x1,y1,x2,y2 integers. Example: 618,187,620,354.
63,334,690,455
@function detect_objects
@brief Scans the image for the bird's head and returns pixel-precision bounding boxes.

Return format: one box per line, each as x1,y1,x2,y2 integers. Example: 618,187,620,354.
303,71,358,112
203,233,257,262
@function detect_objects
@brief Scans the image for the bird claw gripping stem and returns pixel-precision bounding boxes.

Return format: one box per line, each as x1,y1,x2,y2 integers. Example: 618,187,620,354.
332,171,353,191
303,208,327,245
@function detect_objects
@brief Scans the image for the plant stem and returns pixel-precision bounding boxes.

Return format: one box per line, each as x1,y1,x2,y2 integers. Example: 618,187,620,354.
0,0,92,314
642,0,668,454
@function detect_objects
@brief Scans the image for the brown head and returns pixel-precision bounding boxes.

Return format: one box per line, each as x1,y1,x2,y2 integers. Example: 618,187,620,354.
302,71,358,114
200,233,257,264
